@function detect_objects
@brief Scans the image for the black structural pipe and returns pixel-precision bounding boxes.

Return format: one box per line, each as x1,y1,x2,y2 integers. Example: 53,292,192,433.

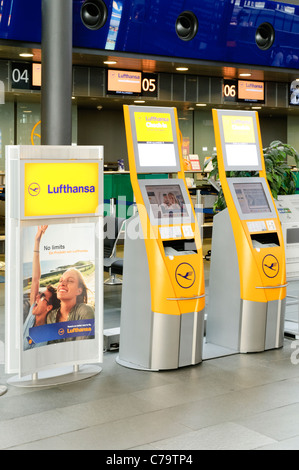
41,0,73,145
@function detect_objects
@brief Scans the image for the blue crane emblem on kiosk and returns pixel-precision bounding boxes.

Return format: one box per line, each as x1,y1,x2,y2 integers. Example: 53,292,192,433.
262,254,279,278
175,263,195,289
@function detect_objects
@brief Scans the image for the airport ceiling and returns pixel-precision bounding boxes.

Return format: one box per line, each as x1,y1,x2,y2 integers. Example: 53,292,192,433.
2,42,299,116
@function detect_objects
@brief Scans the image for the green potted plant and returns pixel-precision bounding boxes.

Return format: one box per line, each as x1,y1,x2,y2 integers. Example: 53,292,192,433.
206,140,299,212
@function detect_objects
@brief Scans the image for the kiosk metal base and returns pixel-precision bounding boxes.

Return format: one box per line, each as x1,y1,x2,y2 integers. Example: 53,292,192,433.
116,356,159,372
7,365,101,388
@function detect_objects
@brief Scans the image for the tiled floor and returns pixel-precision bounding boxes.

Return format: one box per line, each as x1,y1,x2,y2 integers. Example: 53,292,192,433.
1,250,299,450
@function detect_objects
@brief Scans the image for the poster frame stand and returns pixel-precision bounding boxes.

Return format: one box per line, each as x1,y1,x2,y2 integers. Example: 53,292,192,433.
7,364,101,388
5,145,104,388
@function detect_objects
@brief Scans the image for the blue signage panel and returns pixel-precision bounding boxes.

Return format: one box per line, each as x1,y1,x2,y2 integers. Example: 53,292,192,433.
0,0,298,71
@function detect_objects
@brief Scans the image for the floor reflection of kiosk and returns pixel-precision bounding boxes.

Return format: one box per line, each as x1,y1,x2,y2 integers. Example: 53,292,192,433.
117,105,205,370
206,110,287,353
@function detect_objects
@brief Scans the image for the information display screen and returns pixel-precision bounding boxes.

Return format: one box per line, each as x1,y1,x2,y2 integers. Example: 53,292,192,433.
238,80,265,103
107,69,142,95
128,106,181,173
290,80,299,105
287,227,299,244
233,182,271,214
215,109,263,171
145,184,190,219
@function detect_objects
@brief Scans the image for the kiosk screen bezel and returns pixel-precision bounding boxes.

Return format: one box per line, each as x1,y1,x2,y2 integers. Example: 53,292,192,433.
128,105,181,173
138,178,194,226
227,177,277,221
216,109,263,171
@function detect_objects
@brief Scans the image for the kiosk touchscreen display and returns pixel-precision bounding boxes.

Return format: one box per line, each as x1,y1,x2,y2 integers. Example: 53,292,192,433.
145,184,190,219
227,177,277,221
233,182,271,215
138,179,194,226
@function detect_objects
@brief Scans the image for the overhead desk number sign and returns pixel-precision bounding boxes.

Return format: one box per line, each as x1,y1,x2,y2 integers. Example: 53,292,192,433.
23,162,100,218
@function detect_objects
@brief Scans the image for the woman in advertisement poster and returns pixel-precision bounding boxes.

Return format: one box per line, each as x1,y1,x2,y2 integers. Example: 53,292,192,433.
46,267,95,341
23,225,60,350
166,192,181,213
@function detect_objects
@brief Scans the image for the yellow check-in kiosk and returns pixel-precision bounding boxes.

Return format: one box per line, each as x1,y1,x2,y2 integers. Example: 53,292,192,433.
206,109,287,353
117,105,205,370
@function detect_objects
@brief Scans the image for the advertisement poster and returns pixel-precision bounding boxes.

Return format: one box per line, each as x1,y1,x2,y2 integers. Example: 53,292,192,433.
22,223,96,351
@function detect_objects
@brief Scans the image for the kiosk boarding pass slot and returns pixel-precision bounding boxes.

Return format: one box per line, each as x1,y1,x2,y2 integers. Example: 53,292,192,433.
5,145,103,385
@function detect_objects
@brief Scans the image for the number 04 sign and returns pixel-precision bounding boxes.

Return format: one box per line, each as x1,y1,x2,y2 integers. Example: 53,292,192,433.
11,62,41,90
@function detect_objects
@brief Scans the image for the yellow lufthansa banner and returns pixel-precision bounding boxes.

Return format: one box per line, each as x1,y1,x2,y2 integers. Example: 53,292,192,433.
24,162,99,217
222,115,256,144
134,112,174,142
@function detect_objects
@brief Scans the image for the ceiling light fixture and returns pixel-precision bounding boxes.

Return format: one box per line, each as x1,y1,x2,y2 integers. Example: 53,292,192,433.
19,53,33,58
239,73,251,77
104,60,117,65
176,67,188,71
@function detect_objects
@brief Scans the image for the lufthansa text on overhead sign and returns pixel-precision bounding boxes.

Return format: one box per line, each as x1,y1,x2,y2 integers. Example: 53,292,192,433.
48,184,96,194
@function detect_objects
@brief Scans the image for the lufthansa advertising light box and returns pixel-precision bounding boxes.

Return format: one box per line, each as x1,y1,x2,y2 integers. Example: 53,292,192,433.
16,148,103,220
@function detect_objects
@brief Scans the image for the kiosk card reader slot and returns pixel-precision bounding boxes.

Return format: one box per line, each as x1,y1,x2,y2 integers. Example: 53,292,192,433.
117,106,205,370
206,110,286,353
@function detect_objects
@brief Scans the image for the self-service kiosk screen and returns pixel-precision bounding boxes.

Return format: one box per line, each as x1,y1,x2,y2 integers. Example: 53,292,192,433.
227,177,277,220
233,182,271,214
138,179,194,225
145,184,189,219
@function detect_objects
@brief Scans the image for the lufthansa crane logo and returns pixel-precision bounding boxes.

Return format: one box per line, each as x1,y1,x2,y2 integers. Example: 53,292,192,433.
262,254,279,278
175,263,195,289
28,182,40,196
